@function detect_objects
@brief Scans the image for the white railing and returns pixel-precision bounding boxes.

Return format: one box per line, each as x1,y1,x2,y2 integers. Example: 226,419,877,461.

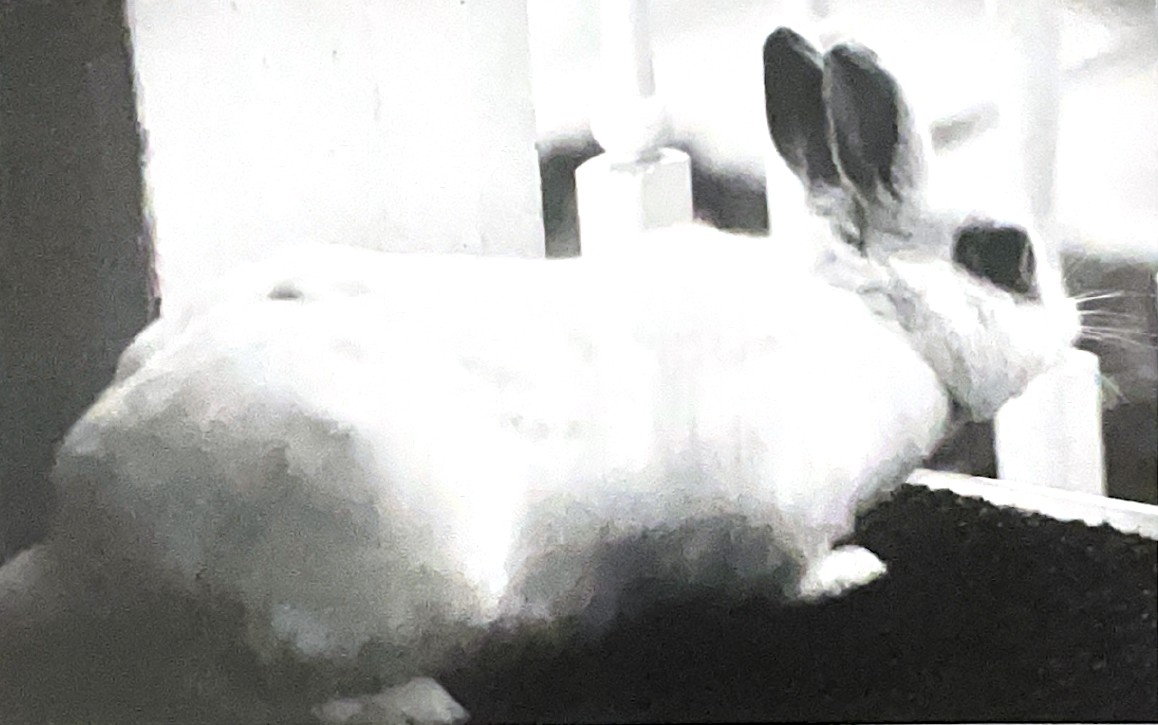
910,468,1156,539
576,0,1109,499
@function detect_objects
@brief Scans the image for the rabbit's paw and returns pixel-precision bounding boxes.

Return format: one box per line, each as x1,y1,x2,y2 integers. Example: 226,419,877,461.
797,545,886,601
312,677,469,725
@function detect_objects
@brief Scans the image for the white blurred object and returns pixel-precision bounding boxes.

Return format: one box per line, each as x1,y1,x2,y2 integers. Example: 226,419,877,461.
910,468,1158,539
576,0,693,255
995,348,1106,496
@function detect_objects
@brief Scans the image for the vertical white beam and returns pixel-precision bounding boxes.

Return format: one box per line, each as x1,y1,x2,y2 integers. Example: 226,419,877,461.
1016,0,1062,239
986,0,1105,496
986,0,1062,246
575,0,692,256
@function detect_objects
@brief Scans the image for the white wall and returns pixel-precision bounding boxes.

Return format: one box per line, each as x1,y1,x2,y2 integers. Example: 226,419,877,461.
129,0,544,312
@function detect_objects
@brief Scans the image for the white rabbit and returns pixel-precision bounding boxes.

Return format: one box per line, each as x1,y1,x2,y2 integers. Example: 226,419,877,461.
0,27,1079,725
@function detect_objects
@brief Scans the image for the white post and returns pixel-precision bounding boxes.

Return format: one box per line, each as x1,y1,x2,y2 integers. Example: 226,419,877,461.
985,0,1104,496
575,0,693,256
994,348,1106,496
1016,0,1062,237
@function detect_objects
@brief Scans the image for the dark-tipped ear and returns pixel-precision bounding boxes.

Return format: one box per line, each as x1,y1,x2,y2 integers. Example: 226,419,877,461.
763,27,839,190
823,42,922,207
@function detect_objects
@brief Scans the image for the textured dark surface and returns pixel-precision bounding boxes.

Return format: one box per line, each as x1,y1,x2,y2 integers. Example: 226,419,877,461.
442,485,1158,723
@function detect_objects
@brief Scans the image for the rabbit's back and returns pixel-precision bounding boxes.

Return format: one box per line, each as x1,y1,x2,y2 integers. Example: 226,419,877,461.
52,231,949,670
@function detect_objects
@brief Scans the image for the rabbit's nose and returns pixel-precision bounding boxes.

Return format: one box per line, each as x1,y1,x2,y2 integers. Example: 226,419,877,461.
952,221,1039,300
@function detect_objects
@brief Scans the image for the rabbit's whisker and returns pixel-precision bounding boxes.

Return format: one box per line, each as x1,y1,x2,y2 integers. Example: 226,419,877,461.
1078,327,1158,350
1074,290,1155,305
1078,310,1148,325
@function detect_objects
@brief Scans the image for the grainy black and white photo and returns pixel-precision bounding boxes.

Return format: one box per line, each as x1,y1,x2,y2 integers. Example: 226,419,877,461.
0,1,1155,722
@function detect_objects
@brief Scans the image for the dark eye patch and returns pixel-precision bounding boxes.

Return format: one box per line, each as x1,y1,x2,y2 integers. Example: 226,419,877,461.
952,221,1039,299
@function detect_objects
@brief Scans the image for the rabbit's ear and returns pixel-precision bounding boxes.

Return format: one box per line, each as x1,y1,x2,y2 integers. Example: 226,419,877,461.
822,42,924,209
763,28,840,190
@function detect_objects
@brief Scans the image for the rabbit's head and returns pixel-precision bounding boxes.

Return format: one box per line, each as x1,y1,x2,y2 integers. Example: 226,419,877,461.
763,27,1080,420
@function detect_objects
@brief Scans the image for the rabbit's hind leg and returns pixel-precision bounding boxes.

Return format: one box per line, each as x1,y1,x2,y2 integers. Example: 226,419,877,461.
795,543,887,601
313,677,468,725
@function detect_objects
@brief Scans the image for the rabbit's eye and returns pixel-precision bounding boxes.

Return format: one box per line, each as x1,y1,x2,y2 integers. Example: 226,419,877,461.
952,222,1039,299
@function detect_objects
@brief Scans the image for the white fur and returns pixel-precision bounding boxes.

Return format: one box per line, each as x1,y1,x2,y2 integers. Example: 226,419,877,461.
60,231,952,631
28,215,1072,698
